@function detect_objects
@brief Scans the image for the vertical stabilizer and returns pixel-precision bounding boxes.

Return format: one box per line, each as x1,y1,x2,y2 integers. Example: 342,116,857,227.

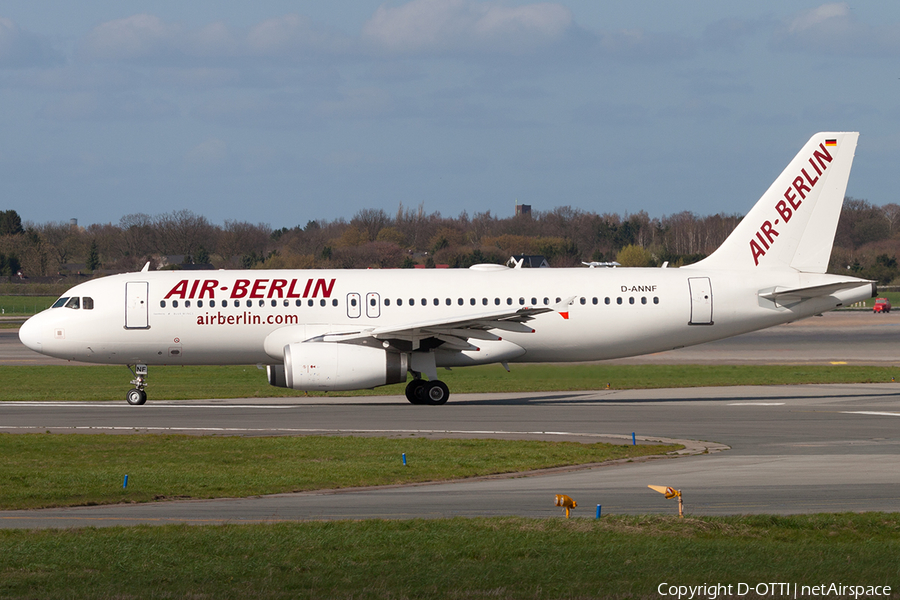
689,132,858,273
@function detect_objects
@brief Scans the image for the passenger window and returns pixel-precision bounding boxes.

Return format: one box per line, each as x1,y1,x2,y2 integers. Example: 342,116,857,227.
295,300,302,307
616,298,622,305
332,299,338,307
470,298,475,305
385,299,391,307
259,300,265,307
482,298,488,306
246,300,252,308
433,298,439,306
629,297,635,305
185,300,191,308
198,300,203,308
506,298,512,305
654,297,659,304
173,300,179,308
421,299,427,306
397,299,403,306
371,298,377,307
592,297,598,305
445,298,451,306
65,297,80,309
351,298,357,307
519,298,525,305
308,300,314,307
605,297,610,305
211,300,216,308
543,298,549,305
283,300,288,307
320,299,326,307
271,300,277,307
531,297,537,305
641,297,647,305
494,298,500,305
52,297,69,308
579,298,586,305
457,298,463,306
160,300,166,308
83,297,94,310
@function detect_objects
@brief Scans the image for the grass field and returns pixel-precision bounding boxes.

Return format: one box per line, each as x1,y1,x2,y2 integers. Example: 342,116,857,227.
0,434,676,510
1,514,898,599
0,295,56,316
0,363,897,402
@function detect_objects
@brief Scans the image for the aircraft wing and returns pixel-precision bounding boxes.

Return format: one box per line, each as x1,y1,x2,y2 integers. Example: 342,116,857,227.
309,298,574,351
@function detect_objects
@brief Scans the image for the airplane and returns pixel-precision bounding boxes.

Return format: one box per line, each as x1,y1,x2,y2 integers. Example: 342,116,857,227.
18,132,874,406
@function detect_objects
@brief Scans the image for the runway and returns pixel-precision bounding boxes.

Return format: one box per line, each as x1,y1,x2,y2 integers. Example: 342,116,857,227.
2,383,899,528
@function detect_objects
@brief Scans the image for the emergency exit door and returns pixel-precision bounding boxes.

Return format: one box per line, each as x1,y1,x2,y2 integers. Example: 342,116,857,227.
688,277,713,325
125,281,150,329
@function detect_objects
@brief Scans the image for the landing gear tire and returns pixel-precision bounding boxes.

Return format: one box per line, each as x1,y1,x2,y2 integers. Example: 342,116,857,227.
422,380,449,406
126,388,147,405
406,379,427,405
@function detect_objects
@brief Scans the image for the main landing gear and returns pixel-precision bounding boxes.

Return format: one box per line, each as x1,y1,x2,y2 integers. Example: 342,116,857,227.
126,364,148,405
405,378,449,406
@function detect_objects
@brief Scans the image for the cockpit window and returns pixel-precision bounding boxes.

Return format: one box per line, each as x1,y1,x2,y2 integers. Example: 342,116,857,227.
52,297,69,308
64,297,80,310
83,297,94,310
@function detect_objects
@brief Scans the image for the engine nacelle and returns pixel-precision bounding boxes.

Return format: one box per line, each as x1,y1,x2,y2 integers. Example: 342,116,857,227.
280,342,408,391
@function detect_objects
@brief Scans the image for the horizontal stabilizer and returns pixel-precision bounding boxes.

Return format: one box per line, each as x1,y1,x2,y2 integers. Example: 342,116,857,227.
759,280,874,301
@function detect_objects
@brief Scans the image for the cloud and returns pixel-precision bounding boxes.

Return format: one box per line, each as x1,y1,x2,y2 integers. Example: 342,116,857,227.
80,13,352,63
0,17,64,68
360,0,573,55
775,3,900,56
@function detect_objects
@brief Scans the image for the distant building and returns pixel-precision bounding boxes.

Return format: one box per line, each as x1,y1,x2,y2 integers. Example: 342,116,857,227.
507,255,550,268
515,204,531,217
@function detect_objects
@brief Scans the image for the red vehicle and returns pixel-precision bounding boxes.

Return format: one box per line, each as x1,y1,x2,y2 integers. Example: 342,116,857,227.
873,298,891,313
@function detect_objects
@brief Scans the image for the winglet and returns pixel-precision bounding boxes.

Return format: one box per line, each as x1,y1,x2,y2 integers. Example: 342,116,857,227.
141,261,150,273
553,296,576,319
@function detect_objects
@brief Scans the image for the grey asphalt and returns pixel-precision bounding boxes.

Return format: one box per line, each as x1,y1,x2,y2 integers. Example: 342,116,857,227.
2,383,899,527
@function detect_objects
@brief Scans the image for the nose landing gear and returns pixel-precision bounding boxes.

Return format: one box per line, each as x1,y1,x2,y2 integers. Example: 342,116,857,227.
126,364,148,405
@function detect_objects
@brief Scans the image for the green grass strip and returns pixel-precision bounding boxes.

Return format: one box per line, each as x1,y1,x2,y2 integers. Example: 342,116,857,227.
1,515,898,599
0,434,674,510
0,295,56,316
0,363,897,402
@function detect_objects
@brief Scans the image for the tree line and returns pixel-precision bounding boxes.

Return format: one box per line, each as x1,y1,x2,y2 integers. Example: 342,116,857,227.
1,199,899,284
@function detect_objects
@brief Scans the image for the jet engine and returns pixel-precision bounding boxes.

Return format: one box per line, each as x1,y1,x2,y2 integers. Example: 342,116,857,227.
268,342,408,391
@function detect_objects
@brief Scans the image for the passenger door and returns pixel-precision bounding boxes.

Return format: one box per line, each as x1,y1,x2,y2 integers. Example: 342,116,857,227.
125,281,150,329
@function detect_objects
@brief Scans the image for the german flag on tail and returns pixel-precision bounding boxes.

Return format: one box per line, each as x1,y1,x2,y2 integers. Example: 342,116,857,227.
825,139,837,147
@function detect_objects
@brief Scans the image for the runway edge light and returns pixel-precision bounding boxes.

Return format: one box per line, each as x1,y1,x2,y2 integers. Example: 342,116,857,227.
648,485,683,518
554,494,576,518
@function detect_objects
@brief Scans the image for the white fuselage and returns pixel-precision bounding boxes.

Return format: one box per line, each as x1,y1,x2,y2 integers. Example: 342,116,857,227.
18,265,874,367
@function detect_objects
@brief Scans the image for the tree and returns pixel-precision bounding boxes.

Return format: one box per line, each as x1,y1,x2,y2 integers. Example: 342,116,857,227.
616,244,654,267
86,240,100,271
0,210,24,236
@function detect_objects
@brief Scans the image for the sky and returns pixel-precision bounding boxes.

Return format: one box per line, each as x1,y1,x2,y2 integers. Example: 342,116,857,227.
1,1,898,228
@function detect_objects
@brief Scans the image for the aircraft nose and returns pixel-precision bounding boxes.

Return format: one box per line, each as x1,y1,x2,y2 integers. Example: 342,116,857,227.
18,315,42,353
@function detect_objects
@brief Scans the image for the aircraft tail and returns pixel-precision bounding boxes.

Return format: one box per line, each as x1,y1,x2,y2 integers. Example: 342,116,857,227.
689,132,858,273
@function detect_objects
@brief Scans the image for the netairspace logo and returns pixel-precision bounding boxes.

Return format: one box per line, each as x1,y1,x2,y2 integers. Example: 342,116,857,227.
657,582,892,599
